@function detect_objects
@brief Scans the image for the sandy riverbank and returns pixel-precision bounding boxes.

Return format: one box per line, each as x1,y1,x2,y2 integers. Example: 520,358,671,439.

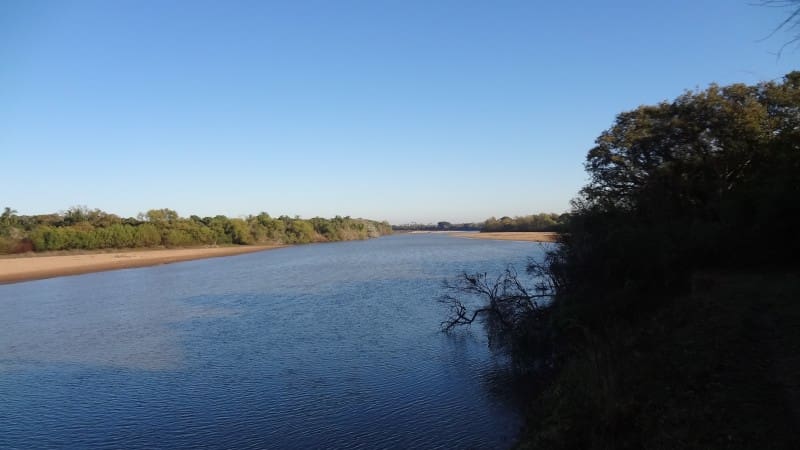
0,245,284,285
453,232,558,242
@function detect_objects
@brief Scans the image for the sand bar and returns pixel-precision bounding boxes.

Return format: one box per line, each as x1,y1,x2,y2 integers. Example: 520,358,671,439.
453,232,558,243
0,245,284,285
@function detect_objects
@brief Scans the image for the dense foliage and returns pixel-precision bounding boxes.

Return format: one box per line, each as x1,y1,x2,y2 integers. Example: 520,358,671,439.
0,206,392,254
481,213,568,232
563,71,800,297
391,214,567,233
526,71,800,449
445,72,800,448
392,221,482,231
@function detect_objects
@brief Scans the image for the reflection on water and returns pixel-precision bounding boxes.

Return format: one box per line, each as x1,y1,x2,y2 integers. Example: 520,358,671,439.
0,234,546,449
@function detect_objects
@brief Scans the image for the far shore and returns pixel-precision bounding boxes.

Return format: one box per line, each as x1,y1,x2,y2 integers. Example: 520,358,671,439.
0,233,558,285
0,245,285,285
452,231,558,243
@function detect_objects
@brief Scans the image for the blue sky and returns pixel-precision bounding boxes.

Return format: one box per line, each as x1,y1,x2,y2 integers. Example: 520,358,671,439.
1,1,796,224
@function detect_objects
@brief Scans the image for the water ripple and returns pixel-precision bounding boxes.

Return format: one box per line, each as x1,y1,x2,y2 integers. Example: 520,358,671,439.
0,234,538,449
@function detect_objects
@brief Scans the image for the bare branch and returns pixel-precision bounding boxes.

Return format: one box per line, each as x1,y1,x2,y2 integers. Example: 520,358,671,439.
755,0,800,58
439,265,554,337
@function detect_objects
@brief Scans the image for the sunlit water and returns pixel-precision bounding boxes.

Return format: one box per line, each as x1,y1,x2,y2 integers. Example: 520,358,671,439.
0,234,548,449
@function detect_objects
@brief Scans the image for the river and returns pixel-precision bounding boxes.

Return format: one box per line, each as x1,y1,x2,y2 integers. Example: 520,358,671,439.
0,234,547,449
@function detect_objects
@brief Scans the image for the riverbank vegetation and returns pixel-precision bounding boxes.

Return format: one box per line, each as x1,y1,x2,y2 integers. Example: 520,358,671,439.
481,213,569,233
446,72,800,448
392,221,482,231
392,214,568,233
0,207,392,254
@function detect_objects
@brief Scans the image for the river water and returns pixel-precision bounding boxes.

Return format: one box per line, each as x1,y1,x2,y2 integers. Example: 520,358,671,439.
0,234,547,449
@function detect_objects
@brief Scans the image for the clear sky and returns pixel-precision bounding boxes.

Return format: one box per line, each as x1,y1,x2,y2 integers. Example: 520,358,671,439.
1,1,796,224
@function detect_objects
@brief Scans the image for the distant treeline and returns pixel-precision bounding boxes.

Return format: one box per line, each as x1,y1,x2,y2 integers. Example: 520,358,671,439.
392,214,568,233
0,207,392,254
481,213,569,232
392,221,482,231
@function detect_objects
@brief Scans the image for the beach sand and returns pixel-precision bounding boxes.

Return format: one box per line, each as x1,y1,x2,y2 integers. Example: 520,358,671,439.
0,245,284,284
453,232,558,243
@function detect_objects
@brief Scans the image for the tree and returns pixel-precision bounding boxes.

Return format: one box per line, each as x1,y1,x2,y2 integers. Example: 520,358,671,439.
134,223,161,247
144,208,179,224
443,72,800,360
583,74,798,219
1,206,392,254
481,213,562,232
1,207,17,227
62,205,91,225
554,71,800,299
285,219,317,244
228,218,252,245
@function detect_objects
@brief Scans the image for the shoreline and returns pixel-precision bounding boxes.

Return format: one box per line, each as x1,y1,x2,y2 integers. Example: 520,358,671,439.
0,233,557,285
452,231,558,243
0,245,285,285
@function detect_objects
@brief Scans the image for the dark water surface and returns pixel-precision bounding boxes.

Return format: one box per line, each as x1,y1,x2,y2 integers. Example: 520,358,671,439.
0,234,546,449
